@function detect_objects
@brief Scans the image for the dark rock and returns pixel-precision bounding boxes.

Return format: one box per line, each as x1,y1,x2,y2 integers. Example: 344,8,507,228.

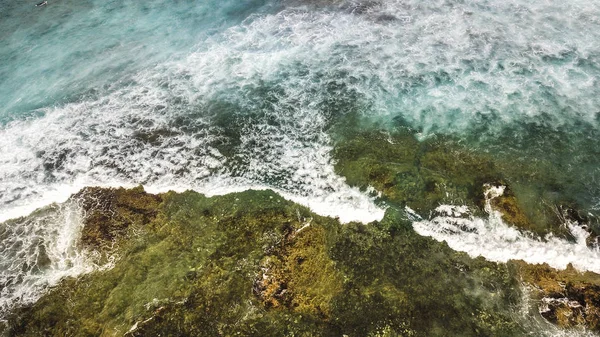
3,188,523,337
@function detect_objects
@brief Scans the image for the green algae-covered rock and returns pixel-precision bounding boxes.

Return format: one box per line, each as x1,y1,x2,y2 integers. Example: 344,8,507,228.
511,261,600,331
75,186,163,250
332,130,503,216
332,128,588,239
3,187,524,337
330,126,600,332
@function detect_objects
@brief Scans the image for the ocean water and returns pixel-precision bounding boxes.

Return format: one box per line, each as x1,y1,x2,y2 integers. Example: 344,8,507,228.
1,0,600,330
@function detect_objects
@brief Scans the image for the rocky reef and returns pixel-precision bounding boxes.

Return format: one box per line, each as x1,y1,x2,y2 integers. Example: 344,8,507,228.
2,127,600,336
332,128,583,238
74,186,163,250
3,186,524,336
512,261,600,331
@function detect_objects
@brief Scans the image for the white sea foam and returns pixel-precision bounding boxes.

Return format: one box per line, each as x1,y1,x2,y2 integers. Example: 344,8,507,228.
0,7,396,225
411,185,600,273
0,200,110,317
0,72,384,224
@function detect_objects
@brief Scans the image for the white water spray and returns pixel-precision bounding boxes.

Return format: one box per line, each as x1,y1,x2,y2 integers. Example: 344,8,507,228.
411,184,600,273
0,200,109,317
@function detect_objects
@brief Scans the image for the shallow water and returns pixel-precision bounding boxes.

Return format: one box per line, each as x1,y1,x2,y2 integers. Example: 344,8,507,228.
1,0,600,331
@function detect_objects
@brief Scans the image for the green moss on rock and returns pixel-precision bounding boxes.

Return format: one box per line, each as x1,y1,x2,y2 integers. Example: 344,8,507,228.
74,186,162,250
327,213,521,336
4,188,525,337
254,221,343,318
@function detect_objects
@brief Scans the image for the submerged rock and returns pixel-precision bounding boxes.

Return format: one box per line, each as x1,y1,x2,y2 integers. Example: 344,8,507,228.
332,127,600,332
253,220,343,318
332,128,595,240
332,129,503,216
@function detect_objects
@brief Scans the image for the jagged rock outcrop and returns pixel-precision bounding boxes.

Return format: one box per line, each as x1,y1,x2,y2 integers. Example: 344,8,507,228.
512,261,600,330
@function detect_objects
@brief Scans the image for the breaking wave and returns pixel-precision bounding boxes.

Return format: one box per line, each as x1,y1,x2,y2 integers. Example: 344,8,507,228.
3,0,600,225
0,200,111,318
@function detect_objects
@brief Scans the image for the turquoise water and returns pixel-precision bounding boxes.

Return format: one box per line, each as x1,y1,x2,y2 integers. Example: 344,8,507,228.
0,0,272,120
2,0,600,328
2,0,599,221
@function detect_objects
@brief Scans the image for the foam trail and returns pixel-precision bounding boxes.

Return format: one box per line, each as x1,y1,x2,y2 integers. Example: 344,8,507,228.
0,200,109,318
0,8,394,224
164,177,385,224
411,185,600,273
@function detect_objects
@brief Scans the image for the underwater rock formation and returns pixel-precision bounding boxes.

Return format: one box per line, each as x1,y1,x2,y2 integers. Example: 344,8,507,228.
332,127,600,332
332,128,598,240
